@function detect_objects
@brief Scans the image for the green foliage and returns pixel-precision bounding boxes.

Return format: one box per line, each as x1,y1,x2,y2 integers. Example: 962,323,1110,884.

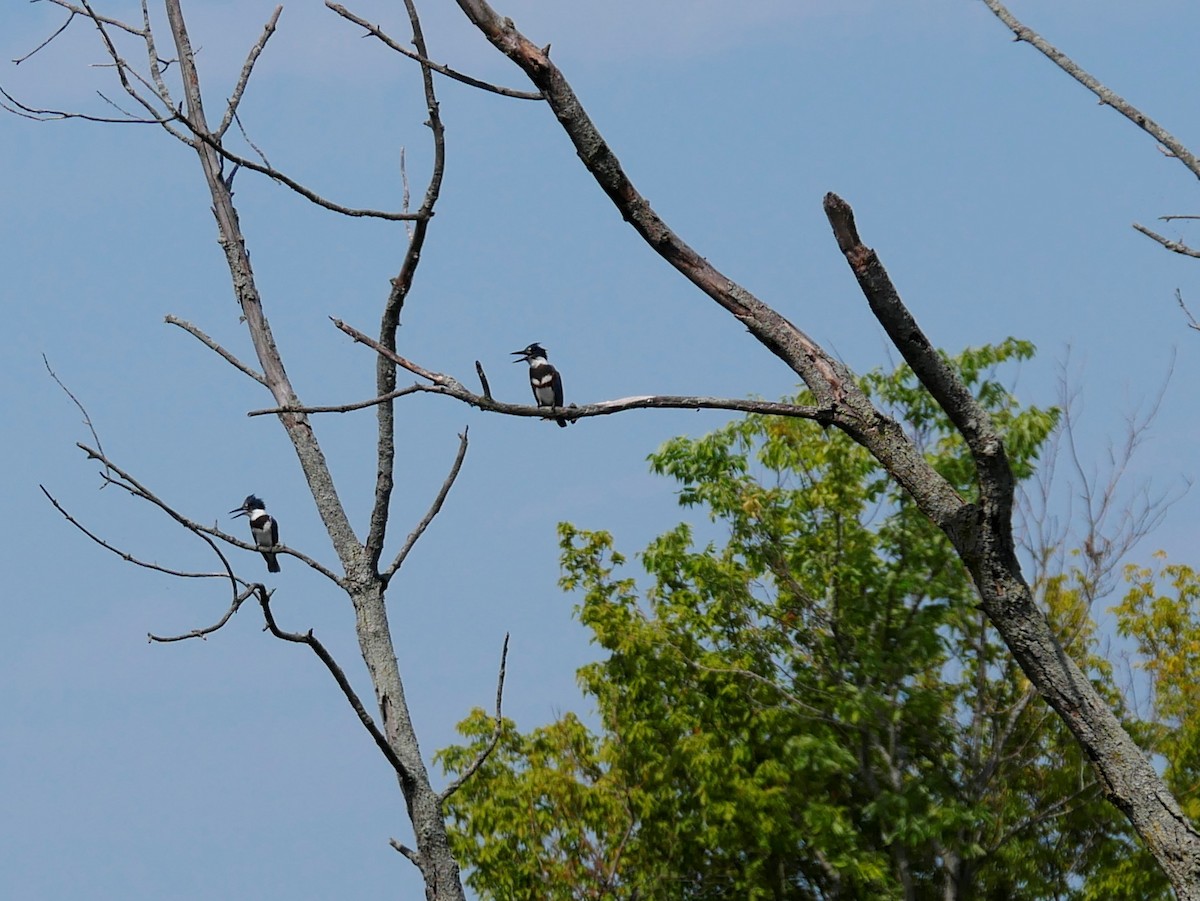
440,341,1168,899
1116,556,1200,820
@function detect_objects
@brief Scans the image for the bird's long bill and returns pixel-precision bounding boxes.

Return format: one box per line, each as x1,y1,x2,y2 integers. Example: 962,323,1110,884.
510,350,527,361
229,507,249,518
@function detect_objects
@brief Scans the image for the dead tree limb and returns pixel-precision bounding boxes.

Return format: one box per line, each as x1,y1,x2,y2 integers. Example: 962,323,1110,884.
448,1,1200,893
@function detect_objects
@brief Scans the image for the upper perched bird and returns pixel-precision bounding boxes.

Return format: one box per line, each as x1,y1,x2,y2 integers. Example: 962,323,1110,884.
511,342,569,427
230,494,281,573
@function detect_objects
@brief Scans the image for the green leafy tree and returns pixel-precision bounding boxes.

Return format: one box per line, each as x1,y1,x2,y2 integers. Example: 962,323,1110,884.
1116,555,1200,811
440,342,1165,899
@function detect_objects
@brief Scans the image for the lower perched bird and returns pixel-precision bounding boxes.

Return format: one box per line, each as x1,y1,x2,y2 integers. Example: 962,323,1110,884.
230,494,281,573
511,342,568,427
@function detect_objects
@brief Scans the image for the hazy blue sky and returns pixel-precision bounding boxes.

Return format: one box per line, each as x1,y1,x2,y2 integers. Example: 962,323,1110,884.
4,2,1200,898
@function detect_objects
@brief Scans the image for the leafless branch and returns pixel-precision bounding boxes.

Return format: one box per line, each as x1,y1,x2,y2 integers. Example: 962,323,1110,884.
332,317,830,423
1133,223,1200,259
217,5,282,138
387,429,470,579
389,838,423,867
43,0,145,37
43,355,109,478
80,0,176,126
13,11,76,65
247,386,424,417
41,484,236,582
257,587,411,780
1177,289,1200,332
185,129,425,221
981,0,1200,182
474,361,492,400
148,588,254,643
326,2,542,100
438,633,510,804
165,316,268,385
0,84,165,123
364,0,448,572
140,0,175,108
77,441,343,584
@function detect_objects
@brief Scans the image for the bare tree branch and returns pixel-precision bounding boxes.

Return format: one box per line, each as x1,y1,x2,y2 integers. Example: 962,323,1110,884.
186,128,426,221
438,632,510,804
327,2,542,100
41,484,236,582
387,428,469,580
390,838,423,867
148,589,253,643
247,386,424,417
77,441,343,584
1178,289,1200,332
1133,223,1200,259
43,355,110,478
474,361,492,400
165,315,268,385
332,317,830,423
363,0,448,573
217,5,282,138
257,587,411,780
12,11,76,65
0,84,166,124
981,0,1200,182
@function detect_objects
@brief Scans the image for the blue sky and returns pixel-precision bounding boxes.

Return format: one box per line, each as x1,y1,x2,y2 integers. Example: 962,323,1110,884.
3,1,1200,897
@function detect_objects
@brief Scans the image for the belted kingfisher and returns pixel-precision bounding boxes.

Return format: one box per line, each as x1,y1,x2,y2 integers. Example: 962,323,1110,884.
230,495,281,573
511,342,569,427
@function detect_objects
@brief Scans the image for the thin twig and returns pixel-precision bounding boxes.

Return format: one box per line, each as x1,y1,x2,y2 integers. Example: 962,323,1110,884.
439,632,510,804
1132,223,1200,259
41,485,235,581
13,11,76,65
326,3,542,100
43,0,145,36
43,355,109,479
187,130,426,221
79,442,343,584
981,0,1200,182
475,361,492,400
148,590,253,643
387,428,470,579
1177,289,1200,332
247,386,424,417
257,588,411,781
165,315,268,385
332,318,442,381
217,5,282,138
80,0,175,126
0,85,165,124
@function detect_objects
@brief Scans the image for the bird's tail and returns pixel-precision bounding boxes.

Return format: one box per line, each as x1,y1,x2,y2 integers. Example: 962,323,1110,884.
264,552,281,573
556,417,568,428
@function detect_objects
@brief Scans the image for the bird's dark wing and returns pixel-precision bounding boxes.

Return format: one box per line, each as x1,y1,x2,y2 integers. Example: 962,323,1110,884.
551,369,564,408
